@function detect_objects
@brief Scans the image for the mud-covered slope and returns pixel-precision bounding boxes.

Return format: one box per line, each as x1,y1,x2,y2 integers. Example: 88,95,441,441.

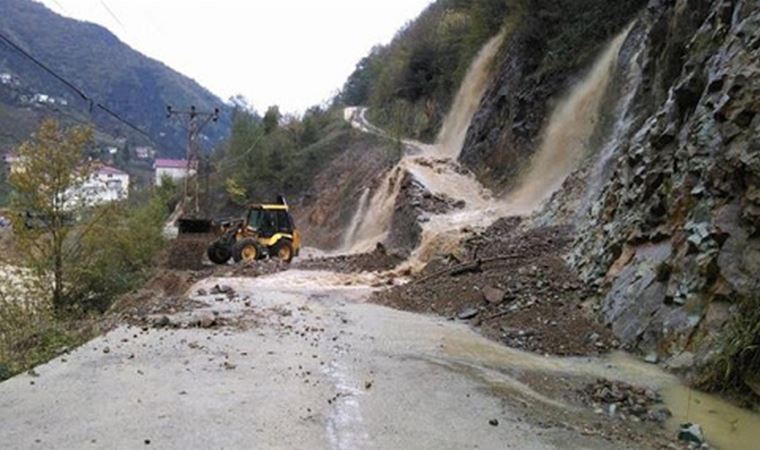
292,130,398,251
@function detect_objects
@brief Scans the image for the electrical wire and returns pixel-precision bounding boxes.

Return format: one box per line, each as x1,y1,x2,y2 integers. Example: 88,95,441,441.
98,0,128,33
49,0,69,14
0,30,151,139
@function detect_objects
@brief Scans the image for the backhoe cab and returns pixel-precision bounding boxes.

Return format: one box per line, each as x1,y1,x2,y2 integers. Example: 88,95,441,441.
207,196,301,265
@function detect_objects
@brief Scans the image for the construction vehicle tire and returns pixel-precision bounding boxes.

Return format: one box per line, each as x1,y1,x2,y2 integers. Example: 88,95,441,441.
207,242,232,265
272,239,294,263
233,238,264,263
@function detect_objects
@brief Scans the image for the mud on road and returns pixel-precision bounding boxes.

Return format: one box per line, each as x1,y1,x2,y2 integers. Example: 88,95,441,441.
5,218,754,450
374,218,617,357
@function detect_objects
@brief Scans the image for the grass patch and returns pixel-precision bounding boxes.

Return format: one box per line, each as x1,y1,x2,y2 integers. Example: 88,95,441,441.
699,296,760,402
0,281,96,381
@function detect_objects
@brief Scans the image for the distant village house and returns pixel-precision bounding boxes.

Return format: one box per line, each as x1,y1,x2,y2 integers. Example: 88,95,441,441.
67,164,130,208
2,152,21,174
154,159,196,186
135,146,156,160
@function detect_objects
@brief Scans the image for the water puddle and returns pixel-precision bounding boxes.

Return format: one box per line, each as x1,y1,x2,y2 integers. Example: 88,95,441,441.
439,331,760,450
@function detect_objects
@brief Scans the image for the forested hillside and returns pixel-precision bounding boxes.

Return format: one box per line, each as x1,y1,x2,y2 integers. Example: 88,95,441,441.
339,0,645,143
339,0,511,141
0,0,230,157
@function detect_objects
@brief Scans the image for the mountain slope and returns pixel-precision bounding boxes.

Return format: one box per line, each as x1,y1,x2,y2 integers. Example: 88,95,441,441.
0,0,230,157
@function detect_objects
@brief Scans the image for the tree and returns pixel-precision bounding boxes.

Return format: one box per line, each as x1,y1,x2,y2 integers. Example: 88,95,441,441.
8,119,95,313
263,106,281,134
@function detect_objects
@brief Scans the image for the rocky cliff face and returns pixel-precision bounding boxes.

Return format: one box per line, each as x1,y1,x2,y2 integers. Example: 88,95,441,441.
460,0,759,389
570,0,759,379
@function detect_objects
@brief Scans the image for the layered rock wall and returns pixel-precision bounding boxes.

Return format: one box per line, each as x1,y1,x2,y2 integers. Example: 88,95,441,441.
569,0,759,369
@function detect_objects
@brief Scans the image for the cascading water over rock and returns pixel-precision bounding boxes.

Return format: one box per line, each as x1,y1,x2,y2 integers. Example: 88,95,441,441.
342,27,631,270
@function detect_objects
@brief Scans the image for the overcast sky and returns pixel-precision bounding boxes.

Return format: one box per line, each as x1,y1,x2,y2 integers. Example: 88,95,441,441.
37,0,433,114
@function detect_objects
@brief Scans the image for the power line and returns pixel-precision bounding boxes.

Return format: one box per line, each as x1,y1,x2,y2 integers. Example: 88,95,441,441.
0,32,86,100
0,30,150,139
98,0,127,33
50,0,69,14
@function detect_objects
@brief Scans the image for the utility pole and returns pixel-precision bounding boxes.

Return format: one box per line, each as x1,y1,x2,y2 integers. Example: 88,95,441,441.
166,105,220,216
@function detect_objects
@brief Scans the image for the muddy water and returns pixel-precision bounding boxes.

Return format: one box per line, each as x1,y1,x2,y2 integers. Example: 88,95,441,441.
343,31,506,254
436,30,507,158
342,27,631,268
505,28,630,214
341,187,370,251
345,166,405,253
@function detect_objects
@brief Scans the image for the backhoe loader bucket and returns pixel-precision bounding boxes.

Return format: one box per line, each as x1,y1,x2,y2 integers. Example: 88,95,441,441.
178,217,214,234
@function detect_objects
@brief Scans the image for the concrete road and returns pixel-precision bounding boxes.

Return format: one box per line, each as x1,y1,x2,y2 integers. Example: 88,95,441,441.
0,271,666,449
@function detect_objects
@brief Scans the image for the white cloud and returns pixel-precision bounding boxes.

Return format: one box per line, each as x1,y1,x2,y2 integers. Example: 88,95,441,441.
37,0,434,114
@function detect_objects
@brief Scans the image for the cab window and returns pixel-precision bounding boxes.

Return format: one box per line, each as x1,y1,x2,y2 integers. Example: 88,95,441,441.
275,211,292,232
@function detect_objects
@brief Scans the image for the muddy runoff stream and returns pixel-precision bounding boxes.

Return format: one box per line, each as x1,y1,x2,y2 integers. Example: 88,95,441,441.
341,27,631,271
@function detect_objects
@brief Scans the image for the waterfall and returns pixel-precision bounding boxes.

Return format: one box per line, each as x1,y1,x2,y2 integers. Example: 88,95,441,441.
339,26,631,268
503,29,630,215
341,187,371,251
341,30,507,253
436,30,507,159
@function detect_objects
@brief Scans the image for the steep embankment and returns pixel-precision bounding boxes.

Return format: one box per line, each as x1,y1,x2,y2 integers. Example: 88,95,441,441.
458,0,759,394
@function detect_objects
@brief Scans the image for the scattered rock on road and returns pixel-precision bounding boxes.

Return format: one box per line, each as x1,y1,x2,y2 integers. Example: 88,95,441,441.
457,307,479,320
678,423,705,445
581,379,670,424
482,286,506,305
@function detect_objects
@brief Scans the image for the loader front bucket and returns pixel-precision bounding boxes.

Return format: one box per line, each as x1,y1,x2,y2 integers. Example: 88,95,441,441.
178,218,213,235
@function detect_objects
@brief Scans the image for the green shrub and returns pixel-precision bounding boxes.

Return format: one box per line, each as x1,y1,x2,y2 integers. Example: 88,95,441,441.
700,297,760,399
0,272,90,378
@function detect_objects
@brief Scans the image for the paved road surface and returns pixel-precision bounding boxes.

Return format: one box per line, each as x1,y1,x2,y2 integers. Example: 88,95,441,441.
0,270,670,449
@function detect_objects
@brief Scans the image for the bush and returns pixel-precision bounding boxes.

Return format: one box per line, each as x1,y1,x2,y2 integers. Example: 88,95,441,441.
0,270,90,379
0,187,170,380
69,189,170,312
700,297,760,400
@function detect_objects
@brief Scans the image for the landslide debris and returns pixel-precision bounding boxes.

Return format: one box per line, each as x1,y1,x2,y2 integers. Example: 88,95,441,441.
580,379,672,425
164,233,216,271
373,218,616,356
295,244,404,273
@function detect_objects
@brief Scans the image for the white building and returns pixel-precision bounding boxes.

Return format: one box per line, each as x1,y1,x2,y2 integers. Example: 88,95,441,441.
67,165,130,208
2,152,21,174
154,159,196,186
32,93,54,104
135,146,156,160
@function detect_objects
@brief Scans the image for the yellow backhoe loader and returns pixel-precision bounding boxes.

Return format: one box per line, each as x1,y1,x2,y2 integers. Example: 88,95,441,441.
206,196,301,264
